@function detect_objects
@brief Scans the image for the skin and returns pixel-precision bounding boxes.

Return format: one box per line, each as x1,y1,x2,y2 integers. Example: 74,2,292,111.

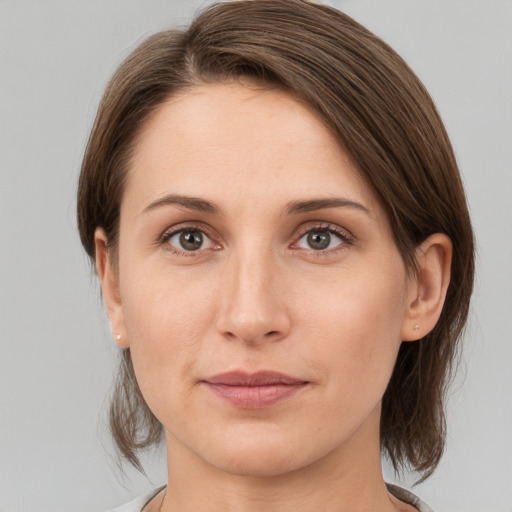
96,83,452,512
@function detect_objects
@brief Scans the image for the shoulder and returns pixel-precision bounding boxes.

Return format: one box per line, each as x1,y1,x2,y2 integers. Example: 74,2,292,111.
105,486,165,512
386,483,435,512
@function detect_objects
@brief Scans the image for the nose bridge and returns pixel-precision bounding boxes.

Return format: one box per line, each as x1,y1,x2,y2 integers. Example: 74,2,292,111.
216,241,290,344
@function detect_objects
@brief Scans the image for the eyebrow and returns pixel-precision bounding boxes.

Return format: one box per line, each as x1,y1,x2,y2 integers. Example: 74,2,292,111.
142,194,221,215
141,194,369,217
284,197,370,215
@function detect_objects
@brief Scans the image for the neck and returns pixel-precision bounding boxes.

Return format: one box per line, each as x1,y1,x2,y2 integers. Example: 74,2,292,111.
158,406,403,512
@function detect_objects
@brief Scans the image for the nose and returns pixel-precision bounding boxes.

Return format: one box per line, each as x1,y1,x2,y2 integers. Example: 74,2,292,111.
214,249,291,346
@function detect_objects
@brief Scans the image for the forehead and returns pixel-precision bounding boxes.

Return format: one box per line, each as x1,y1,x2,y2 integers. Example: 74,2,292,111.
124,82,381,217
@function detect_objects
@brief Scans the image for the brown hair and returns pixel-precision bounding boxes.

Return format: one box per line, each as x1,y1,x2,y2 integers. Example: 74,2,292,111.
77,0,474,479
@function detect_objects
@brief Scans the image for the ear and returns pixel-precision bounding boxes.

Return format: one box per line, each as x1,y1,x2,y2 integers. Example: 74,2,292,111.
401,233,452,341
94,228,129,348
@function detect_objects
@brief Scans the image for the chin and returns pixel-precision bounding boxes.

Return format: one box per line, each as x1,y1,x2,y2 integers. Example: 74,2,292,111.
189,423,335,479
209,446,307,478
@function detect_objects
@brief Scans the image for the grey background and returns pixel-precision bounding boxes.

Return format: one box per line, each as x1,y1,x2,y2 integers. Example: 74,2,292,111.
0,1,511,511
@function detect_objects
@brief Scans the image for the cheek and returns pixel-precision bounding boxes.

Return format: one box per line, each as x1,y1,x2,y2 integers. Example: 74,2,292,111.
295,261,408,398
119,267,217,412
122,260,217,338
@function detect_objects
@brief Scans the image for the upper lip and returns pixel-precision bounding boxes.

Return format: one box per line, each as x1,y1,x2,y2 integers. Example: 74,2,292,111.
205,370,307,386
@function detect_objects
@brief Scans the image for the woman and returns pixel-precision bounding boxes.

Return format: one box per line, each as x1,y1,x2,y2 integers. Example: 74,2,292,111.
77,1,474,510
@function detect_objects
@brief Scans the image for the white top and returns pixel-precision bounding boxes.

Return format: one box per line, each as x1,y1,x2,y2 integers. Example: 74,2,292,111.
386,483,435,512
107,483,434,512
107,486,165,512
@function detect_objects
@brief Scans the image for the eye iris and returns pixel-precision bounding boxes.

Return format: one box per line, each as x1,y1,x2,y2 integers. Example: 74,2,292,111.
179,230,203,251
307,231,330,250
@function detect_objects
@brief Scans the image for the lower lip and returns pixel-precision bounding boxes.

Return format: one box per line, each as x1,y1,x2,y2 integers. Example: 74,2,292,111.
205,383,307,409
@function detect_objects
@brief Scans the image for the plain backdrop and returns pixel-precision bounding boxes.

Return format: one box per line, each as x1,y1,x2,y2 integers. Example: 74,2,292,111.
1,1,511,511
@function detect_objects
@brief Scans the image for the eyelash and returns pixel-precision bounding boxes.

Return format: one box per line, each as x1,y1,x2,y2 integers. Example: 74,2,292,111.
292,223,354,255
159,223,219,257
159,222,354,257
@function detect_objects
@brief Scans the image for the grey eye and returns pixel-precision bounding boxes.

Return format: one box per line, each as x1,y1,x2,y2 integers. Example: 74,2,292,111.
296,229,344,251
180,230,203,250
168,229,210,251
307,231,331,250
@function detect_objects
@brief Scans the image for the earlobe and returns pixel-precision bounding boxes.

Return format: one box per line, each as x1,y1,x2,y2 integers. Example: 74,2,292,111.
94,228,129,348
402,233,452,342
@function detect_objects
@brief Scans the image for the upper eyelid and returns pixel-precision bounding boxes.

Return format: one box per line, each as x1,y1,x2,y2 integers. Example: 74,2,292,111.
160,222,216,242
294,222,354,241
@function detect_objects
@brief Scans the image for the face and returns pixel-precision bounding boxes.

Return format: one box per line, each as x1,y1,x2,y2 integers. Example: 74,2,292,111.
106,83,417,477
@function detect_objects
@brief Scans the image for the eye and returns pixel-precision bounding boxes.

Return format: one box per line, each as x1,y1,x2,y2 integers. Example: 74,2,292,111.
166,228,214,252
295,227,348,251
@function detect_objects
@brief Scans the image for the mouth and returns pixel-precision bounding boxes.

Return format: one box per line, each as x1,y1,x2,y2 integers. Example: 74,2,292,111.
203,370,309,409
